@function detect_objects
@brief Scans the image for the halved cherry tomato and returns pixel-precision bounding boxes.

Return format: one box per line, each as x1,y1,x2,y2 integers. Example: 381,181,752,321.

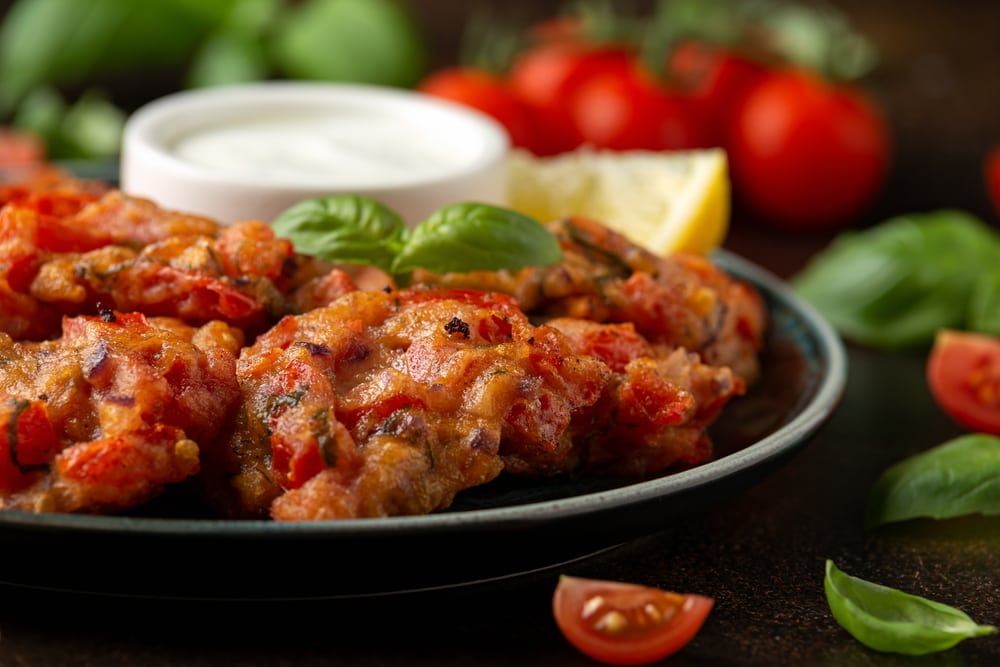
927,329,1000,434
416,66,535,150
727,68,890,231
552,575,713,666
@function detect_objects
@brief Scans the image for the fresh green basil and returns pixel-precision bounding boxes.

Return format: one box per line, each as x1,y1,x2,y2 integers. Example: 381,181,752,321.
272,196,562,283
270,0,427,88
864,434,1000,529
0,0,218,113
791,210,1000,349
968,268,1000,337
824,560,996,655
271,195,408,274
391,202,563,275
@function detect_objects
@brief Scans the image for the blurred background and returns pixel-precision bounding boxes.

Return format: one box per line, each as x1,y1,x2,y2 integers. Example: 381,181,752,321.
0,0,997,235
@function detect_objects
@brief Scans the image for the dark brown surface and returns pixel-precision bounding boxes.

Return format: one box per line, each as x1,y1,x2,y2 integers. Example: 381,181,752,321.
3,1,1000,665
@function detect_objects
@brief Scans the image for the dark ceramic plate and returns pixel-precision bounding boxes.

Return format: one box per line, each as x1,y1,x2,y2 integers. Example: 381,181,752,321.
0,250,847,600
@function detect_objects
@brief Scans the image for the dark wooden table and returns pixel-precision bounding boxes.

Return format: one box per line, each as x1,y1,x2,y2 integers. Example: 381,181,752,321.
3,1,1000,665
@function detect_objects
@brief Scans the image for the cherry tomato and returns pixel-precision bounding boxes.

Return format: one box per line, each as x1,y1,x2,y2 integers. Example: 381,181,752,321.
984,144,1000,219
416,66,535,150
666,40,769,148
568,64,709,151
552,575,713,666
727,68,890,231
927,329,1000,435
506,43,635,155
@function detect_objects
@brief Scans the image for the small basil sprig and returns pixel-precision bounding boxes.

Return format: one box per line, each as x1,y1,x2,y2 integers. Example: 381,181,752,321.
864,434,1000,529
824,560,996,655
791,210,1000,349
272,196,563,284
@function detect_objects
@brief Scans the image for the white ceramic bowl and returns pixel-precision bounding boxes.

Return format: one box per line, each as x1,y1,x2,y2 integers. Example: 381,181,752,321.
120,81,510,226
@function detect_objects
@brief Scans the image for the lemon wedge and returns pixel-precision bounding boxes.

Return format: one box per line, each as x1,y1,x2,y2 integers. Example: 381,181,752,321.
506,146,730,256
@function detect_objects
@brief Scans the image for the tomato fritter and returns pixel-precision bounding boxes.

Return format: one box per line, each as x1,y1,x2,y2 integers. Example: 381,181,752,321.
0,185,351,341
544,317,743,476
204,287,611,520
0,311,241,513
412,216,767,384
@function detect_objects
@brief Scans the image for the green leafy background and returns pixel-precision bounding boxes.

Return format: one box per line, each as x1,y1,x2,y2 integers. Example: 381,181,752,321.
0,0,428,160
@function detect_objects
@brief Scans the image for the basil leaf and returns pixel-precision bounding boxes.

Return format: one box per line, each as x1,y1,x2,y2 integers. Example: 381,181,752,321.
0,0,217,113
271,195,407,273
792,210,1000,349
968,268,1000,337
270,0,427,87
824,560,996,655
187,0,280,88
864,434,1000,529
390,202,563,276
186,31,271,89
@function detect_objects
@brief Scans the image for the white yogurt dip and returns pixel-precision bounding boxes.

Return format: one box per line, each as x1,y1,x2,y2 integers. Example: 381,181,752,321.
120,82,510,225
170,111,475,188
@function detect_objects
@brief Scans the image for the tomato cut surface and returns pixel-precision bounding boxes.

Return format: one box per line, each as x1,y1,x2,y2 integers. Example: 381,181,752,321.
927,329,1000,435
552,575,713,666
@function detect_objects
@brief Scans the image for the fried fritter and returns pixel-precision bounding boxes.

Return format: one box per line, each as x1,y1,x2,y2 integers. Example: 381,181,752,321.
0,312,241,513
412,216,767,384
205,287,611,520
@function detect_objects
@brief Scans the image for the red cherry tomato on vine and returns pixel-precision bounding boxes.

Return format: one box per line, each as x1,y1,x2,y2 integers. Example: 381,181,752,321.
727,68,890,231
568,66,709,151
416,66,535,150
666,40,769,148
507,43,635,155
552,575,713,666
927,329,1000,435
984,144,1000,219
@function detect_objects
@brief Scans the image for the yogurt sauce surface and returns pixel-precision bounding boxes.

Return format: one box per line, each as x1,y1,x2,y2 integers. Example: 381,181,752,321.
170,111,473,187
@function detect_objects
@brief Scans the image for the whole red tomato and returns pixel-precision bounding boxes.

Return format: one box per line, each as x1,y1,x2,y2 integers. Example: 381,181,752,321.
507,42,636,155
984,144,1000,219
666,40,769,149
416,66,535,150
727,68,891,230
568,65,709,151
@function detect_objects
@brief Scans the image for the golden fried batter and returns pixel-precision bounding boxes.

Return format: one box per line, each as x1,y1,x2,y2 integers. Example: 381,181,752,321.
0,312,241,513
205,288,610,520
412,216,766,384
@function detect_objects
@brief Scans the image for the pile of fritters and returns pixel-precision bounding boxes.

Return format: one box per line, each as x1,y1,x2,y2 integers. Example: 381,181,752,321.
0,166,766,520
